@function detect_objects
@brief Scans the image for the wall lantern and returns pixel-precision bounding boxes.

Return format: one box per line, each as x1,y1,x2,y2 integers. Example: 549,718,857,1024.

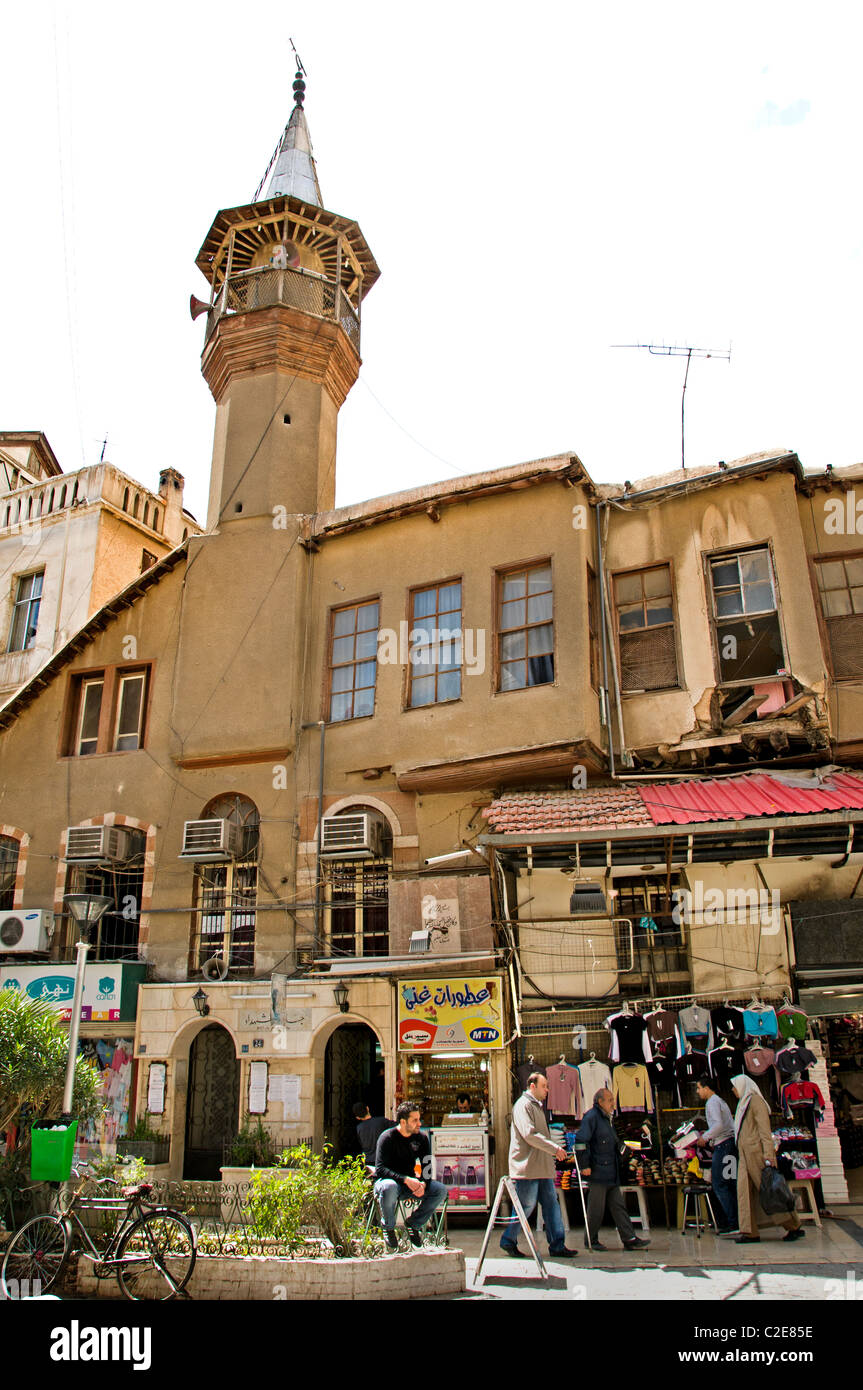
192,987,210,1017
333,983,350,1014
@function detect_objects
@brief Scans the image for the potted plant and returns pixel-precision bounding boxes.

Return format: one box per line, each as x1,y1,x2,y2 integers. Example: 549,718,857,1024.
116,1115,170,1165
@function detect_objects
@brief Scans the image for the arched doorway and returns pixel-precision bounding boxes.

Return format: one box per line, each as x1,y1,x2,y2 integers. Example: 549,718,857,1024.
184,1024,240,1178
324,1023,382,1160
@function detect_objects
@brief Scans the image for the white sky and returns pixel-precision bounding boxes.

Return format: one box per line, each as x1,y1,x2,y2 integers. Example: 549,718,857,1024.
1,2,861,524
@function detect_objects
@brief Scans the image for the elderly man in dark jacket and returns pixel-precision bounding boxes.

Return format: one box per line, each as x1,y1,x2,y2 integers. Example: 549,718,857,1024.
576,1088,650,1252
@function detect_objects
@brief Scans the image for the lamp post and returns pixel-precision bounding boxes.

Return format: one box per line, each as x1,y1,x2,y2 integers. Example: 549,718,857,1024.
61,893,113,1119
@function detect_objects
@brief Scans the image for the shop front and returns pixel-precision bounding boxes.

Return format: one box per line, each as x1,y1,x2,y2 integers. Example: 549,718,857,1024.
0,960,145,1162
396,973,509,1213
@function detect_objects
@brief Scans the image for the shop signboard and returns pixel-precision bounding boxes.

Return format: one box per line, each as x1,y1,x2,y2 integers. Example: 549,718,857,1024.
0,962,146,1022
397,975,504,1051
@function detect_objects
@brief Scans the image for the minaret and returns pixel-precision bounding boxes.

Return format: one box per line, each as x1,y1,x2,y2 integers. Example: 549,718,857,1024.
195,68,379,529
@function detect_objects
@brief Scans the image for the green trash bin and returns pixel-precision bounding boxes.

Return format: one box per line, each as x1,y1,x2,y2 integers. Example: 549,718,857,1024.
30,1120,78,1182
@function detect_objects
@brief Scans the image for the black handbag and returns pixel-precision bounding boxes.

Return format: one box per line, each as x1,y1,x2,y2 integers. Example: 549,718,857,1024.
759,1164,795,1215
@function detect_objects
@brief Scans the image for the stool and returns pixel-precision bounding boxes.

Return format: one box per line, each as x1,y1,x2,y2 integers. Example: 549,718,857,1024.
788,1180,822,1228
535,1185,571,1236
620,1185,650,1233
678,1184,718,1235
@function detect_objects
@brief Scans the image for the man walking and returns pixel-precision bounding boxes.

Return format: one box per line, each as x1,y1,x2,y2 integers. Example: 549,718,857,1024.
373,1101,447,1250
576,1088,650,1252
694,1078,738,1234
500,1072,578,1259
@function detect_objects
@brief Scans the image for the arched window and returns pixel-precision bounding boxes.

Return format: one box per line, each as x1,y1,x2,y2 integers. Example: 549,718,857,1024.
192,794,260,973
152,508,160,532
59,485,67,509
122,487,129,512
325,805,392,959
142,501,149,527
0,835,20,910
47,489,55,514
132,494,140,519
63,827,147,962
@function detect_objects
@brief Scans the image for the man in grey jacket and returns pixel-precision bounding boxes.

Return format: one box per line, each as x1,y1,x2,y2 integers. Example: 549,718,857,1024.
499,1072,578,1259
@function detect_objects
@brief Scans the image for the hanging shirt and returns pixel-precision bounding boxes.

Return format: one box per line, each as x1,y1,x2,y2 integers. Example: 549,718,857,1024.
678,1004,711,1040
612,1063,654,1114
778,1006,809,1042
607,1013,653,1064
645,1009,679,1047
675,1052,710,1087
708,1006,745,1050
742,1006,779,1039
545,1063,584,1118
708,1046,745,1089
648,1052,679,1099
776,1044,817,1076
743,1046,776,1077
577,1059,612,1109
515,1062,546,1092
781,1080,825,1121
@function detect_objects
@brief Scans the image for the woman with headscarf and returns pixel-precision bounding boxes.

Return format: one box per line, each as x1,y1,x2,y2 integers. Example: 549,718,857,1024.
731,1074,803,1244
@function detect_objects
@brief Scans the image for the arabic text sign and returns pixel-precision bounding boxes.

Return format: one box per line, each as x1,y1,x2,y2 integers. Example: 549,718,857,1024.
0,963,122,1021
397,976,504,1051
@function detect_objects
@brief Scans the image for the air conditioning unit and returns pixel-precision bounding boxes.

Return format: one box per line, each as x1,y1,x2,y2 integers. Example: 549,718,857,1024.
65,826,135,864
180,819,243,859
569,880,609,915
320,813,385,859
0,909,54,954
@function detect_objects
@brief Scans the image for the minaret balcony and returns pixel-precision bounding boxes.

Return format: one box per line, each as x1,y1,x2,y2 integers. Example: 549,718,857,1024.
206,263,360,353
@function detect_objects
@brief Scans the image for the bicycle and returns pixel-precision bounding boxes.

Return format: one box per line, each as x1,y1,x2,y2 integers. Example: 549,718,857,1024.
0,1163,196,1301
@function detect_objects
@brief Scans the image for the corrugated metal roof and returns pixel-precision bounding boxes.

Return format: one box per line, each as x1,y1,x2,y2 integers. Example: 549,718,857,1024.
640,773,863,826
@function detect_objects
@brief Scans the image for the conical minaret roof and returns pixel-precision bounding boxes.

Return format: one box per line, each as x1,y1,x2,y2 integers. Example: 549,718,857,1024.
263,69,323,206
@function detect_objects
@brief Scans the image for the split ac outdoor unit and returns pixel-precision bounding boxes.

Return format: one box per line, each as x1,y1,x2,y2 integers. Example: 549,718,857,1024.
320,813,385,859
180,820,243,860
0,909,54,953
65,825,135,864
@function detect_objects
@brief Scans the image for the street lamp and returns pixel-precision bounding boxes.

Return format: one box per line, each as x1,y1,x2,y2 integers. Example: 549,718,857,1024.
333,983,350,1014
61,893,114,1118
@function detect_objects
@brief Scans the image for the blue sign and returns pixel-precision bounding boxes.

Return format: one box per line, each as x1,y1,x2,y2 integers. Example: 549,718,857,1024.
26,976,75,1003
469,1026,500,1045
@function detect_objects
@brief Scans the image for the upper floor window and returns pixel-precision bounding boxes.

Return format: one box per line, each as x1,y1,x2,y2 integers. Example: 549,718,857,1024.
0,835,20,911
496,562,554,691
613,563,679,691
191,794,259,973
587,564,600,690
63,839,146,962
327,600,380,721
8,571,44,652
324,807,391,959
408,579,462,707
813,553,863,679
707,546,785,683
66,665,150,756
141,550,158,573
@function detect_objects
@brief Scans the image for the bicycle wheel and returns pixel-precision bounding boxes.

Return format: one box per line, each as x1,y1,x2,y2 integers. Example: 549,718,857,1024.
1,1214,71,1298
115,1210,196,1301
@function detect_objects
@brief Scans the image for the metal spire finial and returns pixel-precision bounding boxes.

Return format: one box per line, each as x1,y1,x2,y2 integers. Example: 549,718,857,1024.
290,39,306,107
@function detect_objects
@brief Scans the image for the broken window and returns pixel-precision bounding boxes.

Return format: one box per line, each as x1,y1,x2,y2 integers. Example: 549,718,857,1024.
813,553,863,679
707,546,786,683
613,563,679,691
496,562,554,691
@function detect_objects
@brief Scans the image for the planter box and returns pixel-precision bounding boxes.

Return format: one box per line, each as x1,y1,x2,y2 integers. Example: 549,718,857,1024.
117,1139,170,1165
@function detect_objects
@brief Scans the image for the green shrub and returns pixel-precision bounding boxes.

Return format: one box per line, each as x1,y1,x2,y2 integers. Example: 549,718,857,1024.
246,1144,371,1256
228,1115,278,1167
124,1115,164,1143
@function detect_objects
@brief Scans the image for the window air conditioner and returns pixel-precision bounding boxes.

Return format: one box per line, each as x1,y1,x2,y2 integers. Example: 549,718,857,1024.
0,909,55,953
180,819,243,860
65,826,135,864
320,813,385,859
569,881,609,915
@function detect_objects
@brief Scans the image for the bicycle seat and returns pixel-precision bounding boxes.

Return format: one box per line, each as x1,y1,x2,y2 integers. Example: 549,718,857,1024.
121,1183,153,1199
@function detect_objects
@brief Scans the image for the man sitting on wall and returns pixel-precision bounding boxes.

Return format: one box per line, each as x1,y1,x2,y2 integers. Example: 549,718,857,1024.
374,1101,448,1251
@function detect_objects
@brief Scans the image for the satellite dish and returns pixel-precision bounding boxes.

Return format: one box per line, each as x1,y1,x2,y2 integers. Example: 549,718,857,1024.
201,956,229,982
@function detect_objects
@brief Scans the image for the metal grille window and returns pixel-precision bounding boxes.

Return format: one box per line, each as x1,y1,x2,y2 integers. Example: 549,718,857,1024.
0,835,19,911
814,554,863,679
708,546,785,682
408,580,462,707
191,795,259,972
497,563,554,691
328,600,380,721
8,571,43,652
612,874,689,991
613,564,678,691
63,858,145,962
327,862,389,958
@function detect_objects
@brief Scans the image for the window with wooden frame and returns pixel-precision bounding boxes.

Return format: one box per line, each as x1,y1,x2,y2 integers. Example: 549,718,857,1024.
407,579,462,707
325,806,391,958
8,571,44,652
65,665,151,756
327,600,380,721
191,795,259,973
587,564,600,690
813,553,863,679
613,563,678,691
706,546,785,683
496,562,554,691
0,835,20,911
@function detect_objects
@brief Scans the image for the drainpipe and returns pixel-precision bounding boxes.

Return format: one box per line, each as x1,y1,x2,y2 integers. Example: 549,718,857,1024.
595,502,616,778
302,720,327,950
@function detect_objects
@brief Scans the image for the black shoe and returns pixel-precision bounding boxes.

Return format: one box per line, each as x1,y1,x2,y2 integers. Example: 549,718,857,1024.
548,1247,579,1259
624,1237,651,1250
384,1230,398,1251
586,1241,608,1251
500,1243,525,1258
735,1235,760,1244
406,1226,423,1248
783,1228,805,1242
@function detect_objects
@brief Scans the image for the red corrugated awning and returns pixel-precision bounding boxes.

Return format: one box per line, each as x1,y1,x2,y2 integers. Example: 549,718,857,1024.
640,773,863,826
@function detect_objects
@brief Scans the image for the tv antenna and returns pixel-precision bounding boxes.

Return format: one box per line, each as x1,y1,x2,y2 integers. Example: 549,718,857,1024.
611,343,731,470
